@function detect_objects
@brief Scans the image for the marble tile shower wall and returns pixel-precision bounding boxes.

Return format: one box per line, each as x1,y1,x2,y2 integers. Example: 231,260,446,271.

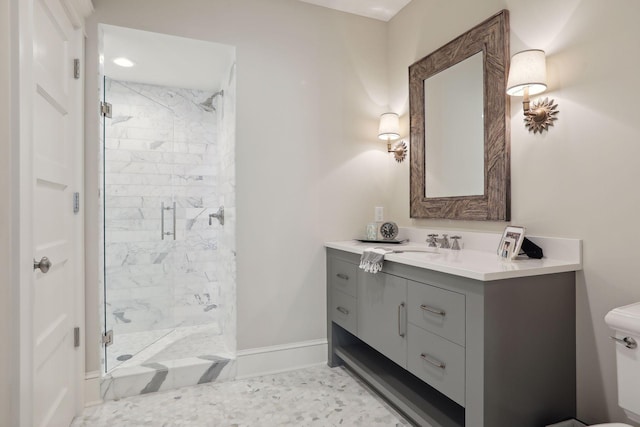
104,78,224,338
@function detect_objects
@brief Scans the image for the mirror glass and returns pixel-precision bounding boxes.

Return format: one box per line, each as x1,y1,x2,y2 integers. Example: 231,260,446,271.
409,10,510,221
424,51,484,198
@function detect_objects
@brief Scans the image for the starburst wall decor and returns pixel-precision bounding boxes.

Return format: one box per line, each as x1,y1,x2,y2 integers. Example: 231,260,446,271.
524,97,559,134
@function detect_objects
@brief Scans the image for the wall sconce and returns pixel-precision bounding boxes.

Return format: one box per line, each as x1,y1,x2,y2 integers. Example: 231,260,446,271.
506,49,558,134
378,112,407,163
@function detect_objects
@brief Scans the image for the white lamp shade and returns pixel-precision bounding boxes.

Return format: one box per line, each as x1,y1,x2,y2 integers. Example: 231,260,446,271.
378,112,400,140
506,49,547,96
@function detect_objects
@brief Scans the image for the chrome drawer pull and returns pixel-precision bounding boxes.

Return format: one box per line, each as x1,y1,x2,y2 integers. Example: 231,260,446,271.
610,336,637,349
336,273,349,280
336,306,349,315
420,353,446,369
420,304,446,317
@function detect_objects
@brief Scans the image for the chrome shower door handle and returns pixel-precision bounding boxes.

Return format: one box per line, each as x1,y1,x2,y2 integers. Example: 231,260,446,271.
161,202,165,240
171,202,176,240
161,202,176,240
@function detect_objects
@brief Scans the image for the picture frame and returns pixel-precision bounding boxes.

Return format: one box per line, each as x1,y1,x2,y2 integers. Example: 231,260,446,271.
497,226,526,260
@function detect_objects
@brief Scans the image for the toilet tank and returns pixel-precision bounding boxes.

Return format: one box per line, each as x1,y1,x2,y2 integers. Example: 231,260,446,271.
605,302,640,423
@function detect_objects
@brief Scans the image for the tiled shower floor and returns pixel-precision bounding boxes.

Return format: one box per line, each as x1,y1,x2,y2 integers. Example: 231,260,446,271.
74,364,410,426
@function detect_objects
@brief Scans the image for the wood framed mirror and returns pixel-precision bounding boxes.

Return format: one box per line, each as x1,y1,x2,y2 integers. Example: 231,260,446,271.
409,10,510,220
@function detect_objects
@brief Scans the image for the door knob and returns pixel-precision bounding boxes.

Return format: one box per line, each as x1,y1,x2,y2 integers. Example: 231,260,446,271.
33,256,52,273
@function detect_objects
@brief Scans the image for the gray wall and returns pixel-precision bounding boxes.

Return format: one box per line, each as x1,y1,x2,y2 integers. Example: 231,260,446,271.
84,0,390,373
387,1,640,424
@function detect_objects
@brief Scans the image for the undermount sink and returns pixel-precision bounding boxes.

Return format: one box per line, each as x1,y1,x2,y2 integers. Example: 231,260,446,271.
379,247,441,255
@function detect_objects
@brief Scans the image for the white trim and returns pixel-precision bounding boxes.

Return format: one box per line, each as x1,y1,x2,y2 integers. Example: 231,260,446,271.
83,371,102,407
61,0,93,29
235,339,327,380
16,0,35,424
72,27,86,416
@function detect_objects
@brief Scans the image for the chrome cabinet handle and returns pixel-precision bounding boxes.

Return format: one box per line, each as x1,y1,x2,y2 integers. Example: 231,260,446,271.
420,304,446,317
336,273,349,281
33,256,52,273
336,306,349,315
420,353,446,369
398,302,406,337
610,336,637,349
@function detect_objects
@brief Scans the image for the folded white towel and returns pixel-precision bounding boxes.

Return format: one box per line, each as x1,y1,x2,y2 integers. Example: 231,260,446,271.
359,248,390,274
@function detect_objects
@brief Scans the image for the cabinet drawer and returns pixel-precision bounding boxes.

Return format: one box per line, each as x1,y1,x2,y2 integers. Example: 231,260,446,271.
408,280,465,346
331,289,357,335
330,258,358,297
407,324,465,407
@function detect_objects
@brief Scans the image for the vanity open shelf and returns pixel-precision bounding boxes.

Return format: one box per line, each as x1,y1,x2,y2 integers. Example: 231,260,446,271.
326,246,580,427
333,329,465,426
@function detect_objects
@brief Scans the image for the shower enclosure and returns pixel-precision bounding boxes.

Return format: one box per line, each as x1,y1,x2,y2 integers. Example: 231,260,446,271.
99,25,236,400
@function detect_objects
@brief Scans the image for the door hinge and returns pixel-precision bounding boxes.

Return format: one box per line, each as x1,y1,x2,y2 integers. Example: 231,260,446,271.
74,327,80,348
73,58,80,79
102,330,113,347
100,101,112,118
73,192,80,214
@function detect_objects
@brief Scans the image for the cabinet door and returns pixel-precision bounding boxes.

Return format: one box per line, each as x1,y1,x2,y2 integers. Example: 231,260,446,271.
357,272,407,368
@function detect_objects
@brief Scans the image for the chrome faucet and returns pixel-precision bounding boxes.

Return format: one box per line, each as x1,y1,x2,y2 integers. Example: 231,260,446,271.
437,234,450,249
426,234,438,247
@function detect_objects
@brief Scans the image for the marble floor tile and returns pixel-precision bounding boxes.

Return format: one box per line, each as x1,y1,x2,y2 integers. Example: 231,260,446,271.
73,364,410,427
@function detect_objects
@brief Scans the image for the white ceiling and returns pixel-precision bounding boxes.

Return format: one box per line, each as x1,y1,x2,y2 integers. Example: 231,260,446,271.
298,0,411,21
102,25,234,91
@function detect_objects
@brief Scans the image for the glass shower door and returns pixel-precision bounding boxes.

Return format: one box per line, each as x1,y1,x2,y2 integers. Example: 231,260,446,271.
102,76,226,372
102,77,177,371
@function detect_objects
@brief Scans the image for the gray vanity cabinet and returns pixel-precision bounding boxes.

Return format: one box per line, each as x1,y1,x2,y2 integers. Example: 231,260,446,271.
357,272,407,368
326,248,577,427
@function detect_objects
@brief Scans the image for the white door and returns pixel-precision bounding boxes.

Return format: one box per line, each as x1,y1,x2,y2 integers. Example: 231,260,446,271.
24,0,84,425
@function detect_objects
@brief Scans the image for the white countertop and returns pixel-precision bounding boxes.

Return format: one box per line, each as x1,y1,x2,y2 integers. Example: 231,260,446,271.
325,239,582,281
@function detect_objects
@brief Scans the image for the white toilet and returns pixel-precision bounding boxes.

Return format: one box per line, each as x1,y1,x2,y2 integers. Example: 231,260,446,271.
592,301,640,427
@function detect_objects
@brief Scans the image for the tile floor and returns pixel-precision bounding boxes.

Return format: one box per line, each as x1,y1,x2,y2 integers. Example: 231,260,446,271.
72,364,411,426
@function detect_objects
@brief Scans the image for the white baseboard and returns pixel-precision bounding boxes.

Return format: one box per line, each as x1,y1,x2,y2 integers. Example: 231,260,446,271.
84,370,103,407
235,339,327,380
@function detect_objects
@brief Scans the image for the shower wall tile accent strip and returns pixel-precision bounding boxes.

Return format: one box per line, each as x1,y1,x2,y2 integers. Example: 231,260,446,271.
104,78,224,355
